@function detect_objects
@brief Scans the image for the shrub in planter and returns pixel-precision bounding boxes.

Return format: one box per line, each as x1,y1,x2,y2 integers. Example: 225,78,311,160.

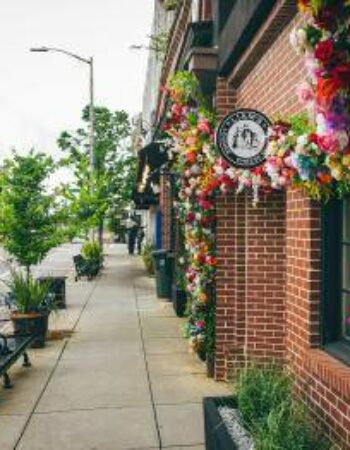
142,241,155,276
81,240,103,277
8,272,55,348
204,364,331,450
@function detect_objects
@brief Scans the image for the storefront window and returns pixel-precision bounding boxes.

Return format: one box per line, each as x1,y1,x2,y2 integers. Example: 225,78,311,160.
342,199,350,341
322,199,350,365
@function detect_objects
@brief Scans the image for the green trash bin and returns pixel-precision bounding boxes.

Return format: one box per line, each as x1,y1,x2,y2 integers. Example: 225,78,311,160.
152,250,174,299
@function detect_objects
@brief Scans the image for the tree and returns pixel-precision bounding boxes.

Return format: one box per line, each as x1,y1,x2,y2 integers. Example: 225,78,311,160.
0,150,62,281
58,105,135,245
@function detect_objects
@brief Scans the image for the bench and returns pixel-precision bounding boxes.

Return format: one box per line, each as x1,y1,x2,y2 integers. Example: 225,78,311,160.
73,254,92,281
73,254,102,281
0,328,34,389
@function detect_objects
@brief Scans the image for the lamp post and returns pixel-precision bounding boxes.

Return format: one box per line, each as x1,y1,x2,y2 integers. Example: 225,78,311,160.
30,46,95,170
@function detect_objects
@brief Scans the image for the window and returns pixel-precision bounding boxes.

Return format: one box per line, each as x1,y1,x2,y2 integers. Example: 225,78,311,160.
322,198,350,365
341,199,350,341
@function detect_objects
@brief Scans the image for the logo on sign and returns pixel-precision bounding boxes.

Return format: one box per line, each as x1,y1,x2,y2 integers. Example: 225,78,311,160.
216,109,271,168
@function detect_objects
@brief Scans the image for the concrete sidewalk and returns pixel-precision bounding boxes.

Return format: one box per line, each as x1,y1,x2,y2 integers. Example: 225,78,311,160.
0,244,230,450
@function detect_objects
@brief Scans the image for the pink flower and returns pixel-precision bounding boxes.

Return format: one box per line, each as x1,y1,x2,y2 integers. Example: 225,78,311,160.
318,133,340,153
296,82,314,105
185,136,197,146
197,119,211,134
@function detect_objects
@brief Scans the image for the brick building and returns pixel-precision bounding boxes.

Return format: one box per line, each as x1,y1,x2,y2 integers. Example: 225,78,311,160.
139,0,350,446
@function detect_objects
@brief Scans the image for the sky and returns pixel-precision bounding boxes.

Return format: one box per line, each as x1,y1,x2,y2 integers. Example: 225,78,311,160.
0,0,154,164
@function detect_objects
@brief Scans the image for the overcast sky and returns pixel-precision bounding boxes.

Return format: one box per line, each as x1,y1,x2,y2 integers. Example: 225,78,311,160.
0,0,154,163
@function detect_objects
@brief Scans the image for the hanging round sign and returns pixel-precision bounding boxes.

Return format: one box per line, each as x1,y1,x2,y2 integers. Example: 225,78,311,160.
216,109,271,168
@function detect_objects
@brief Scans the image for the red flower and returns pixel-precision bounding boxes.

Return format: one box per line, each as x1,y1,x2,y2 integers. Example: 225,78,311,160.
308,133,319,145
186,152,197,164
199,199,213,210
317,77,342,104
186,212,196,223
197,254,206,264
332,63,350,88
315,39,334,64
315,7,339,31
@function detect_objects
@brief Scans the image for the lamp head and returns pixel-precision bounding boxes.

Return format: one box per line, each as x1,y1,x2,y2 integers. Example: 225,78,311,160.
30,47,49,52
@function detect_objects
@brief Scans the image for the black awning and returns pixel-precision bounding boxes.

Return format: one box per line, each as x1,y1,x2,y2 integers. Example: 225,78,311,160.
133,142,168,209
136,142,168,188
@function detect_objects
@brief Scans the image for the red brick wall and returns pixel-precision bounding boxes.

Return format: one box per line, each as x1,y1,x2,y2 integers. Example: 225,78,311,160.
286,190,350,447
215,191,286,380
235,15,304,115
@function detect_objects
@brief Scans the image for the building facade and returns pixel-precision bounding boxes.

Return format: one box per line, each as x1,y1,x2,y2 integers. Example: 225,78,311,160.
139,0,350,447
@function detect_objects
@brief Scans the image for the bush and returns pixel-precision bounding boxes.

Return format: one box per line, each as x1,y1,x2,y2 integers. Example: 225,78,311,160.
7,272,53,314
255,400,330,450
81,241,103,276
235,364,331,450
237,364,291,430
142,241,155,275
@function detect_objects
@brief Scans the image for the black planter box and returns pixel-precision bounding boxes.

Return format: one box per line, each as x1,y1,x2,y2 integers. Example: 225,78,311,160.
171,285,187,317
12,313,49,348
203,396,240,450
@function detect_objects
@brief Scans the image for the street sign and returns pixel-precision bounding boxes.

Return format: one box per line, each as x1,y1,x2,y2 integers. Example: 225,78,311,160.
216,109,271,168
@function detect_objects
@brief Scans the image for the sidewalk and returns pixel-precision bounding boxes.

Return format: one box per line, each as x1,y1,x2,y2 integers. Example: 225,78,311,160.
0,244,230,450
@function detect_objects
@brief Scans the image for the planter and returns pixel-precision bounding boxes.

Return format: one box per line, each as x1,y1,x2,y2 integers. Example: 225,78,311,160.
38,276,67,309
171,285,187,317
203,397,253,450
11,312,49,348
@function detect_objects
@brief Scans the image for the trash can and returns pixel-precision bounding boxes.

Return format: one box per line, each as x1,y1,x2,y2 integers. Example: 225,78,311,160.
38,276,67,309
152,250,174,299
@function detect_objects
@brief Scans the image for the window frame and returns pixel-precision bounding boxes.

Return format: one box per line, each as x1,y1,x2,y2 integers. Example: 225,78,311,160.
321,199,350,366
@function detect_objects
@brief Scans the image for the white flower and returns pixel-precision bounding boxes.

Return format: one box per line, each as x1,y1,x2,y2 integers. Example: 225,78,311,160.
316,113,327,135
290,27,307,54
191,164,201,175
189,178,197,187
195,212,201,221
214,166,224,175
335,130,349,150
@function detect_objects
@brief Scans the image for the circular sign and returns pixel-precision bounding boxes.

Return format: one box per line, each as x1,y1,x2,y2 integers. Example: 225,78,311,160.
216,109,271,168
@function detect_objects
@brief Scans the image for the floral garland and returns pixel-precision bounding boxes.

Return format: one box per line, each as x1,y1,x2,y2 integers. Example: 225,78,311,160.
266,0,350,199
163,73,218,356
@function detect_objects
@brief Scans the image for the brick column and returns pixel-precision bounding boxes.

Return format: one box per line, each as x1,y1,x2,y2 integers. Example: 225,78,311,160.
245,191,286,363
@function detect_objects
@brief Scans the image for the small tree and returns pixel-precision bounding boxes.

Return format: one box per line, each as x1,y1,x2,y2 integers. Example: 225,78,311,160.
0,150,61,281
58,105,135,246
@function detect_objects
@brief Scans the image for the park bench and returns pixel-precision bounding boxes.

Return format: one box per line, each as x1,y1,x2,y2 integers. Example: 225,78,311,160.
73,254,102,281
0,330,34,388
0,291,55,389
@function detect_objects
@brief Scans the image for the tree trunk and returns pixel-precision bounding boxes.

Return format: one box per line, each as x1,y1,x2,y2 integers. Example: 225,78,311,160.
98,218,104,249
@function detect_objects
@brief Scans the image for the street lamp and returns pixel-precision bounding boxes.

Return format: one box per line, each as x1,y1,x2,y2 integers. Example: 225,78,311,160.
30,46,95,170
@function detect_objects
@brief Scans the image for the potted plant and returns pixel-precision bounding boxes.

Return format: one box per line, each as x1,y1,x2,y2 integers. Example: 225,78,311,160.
0,151,62,345
81,240,103,278
203,364,331,450
7,272,55,348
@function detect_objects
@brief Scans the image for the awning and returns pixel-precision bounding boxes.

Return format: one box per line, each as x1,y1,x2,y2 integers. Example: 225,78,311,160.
133,142,168,209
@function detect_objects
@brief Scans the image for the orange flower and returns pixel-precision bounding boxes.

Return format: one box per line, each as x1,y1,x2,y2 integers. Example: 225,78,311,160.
198,292,208,304
317,77,342,105
317,172,332,184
